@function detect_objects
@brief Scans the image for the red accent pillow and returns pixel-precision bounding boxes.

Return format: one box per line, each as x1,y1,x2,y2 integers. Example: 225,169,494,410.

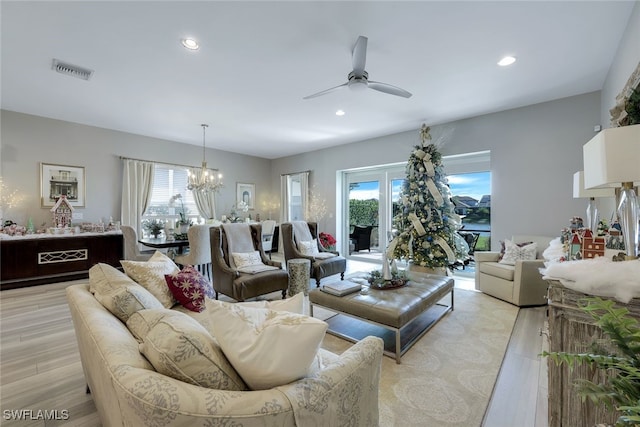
165,266,210,312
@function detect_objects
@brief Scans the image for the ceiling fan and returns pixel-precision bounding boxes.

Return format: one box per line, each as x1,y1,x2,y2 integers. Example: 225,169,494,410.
303,35,412,100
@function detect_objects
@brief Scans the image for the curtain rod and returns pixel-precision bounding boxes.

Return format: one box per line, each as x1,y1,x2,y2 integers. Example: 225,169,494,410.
119,156,219,171
280,170,311,177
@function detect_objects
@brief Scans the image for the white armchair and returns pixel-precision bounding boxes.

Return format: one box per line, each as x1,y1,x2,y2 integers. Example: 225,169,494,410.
475,235,554,307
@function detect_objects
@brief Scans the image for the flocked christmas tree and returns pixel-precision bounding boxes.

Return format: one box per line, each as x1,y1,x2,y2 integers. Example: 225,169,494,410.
389,124,465,270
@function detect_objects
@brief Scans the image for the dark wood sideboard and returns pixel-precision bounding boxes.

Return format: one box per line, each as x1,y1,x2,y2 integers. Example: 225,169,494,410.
547,280,638,427
1,233,123,290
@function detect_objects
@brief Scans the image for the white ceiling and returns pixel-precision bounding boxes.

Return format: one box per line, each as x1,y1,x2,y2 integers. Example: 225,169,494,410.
1,1,636,159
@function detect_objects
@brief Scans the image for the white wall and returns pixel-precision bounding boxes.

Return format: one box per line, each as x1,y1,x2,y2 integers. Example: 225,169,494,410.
0,111,272,227
272,92,602,250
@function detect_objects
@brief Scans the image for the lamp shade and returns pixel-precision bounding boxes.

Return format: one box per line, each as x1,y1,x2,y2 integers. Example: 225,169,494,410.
572,171,615,198
583,124,640,189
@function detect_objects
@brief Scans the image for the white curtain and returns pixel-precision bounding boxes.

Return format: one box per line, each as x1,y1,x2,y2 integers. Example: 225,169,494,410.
280,171,309,223
299,171,309,220
121,159,154,237
280,175,290,223
190,174,218,220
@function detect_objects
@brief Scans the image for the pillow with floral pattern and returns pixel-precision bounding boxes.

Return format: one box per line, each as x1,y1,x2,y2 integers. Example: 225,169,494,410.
121,251,180,308
298,239,320,256
165,266,212,312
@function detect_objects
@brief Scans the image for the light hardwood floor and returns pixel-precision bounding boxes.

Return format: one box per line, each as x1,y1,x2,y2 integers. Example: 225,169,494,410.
0,259,549,427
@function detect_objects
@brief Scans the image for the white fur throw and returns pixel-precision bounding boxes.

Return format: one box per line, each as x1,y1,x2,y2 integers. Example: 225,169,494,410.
541,257,640,303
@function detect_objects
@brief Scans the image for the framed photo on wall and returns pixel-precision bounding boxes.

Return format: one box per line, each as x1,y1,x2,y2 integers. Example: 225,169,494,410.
236,182,255,210
40,162,86,207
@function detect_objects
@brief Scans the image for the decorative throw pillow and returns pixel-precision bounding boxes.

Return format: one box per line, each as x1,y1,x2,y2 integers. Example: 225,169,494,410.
94,282,164,323
499,240,538,265
126,308,185,341
498,240,533,261
89,262,137,295
165,266,211,312
138,310,247,391
204,291,305,315
207,300,328,390
298,239,319,256
232,251,262,269
121,251,179,308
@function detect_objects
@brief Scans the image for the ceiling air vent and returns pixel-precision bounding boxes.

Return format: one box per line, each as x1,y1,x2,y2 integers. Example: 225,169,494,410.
51,59,94,81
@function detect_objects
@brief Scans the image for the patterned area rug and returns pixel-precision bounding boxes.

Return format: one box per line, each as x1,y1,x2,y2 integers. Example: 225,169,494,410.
317,288,519,427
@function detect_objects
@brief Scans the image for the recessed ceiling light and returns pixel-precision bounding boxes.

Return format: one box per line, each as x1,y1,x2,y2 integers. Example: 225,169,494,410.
336,110,345,116
498,56,516,66
181,38,199,50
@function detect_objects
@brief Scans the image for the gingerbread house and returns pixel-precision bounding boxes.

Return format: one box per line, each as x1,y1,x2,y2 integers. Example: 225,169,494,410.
50,195,74,228
581,229,606,259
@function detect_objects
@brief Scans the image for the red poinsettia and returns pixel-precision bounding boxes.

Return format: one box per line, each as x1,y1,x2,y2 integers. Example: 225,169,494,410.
319,232,336,250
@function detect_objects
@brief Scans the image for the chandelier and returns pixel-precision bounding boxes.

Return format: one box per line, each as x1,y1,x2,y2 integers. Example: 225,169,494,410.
187,124,223,193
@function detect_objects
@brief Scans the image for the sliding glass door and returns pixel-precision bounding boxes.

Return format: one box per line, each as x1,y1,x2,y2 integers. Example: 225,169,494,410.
344,166,405,262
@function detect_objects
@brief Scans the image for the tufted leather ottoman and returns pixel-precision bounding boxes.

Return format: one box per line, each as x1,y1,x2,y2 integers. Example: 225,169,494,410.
309,272,454,363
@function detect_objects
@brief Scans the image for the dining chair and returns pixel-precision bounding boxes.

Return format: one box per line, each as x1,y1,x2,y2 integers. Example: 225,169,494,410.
261,219,277,259
121,225,153,261
174,225,213,279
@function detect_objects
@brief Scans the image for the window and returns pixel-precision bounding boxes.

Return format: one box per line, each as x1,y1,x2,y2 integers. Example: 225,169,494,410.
281,171,309,222
142,164,202,226
443,151,491,251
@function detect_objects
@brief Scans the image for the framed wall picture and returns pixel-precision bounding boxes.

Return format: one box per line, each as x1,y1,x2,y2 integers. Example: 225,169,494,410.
40,163,86,207
236,182,255,210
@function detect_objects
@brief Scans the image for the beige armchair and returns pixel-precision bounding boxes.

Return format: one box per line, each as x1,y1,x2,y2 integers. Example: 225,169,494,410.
475,235,554,307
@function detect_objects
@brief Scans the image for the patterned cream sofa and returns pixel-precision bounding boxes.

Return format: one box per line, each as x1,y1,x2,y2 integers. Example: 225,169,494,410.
66,262,384,427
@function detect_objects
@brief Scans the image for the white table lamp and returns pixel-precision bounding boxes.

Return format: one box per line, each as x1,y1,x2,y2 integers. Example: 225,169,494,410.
573,171,615,232
583,124,640,259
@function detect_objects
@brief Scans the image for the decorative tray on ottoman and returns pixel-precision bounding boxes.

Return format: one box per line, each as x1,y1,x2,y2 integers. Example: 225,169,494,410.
367,270,408,290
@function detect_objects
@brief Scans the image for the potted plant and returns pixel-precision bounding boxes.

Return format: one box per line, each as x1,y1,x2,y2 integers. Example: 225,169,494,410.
543,297,640,426
319,232,336,251
169,193,193,232
143,218,165,238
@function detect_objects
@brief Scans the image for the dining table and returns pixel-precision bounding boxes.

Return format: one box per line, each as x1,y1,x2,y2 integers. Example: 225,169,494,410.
138,237,190,254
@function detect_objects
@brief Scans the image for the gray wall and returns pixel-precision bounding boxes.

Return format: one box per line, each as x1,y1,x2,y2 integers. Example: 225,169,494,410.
601,1,640,129
0,111,272,227
0,91,615,251
272,92,602,250
598,1,640,220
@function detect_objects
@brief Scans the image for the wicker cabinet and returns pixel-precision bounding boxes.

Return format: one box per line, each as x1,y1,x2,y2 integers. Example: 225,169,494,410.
547,280,640,427
1,233,123,290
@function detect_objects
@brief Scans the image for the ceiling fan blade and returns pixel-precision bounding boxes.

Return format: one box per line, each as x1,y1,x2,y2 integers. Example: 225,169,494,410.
352,36,368,78
303,82,348,100
368,81,412,98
